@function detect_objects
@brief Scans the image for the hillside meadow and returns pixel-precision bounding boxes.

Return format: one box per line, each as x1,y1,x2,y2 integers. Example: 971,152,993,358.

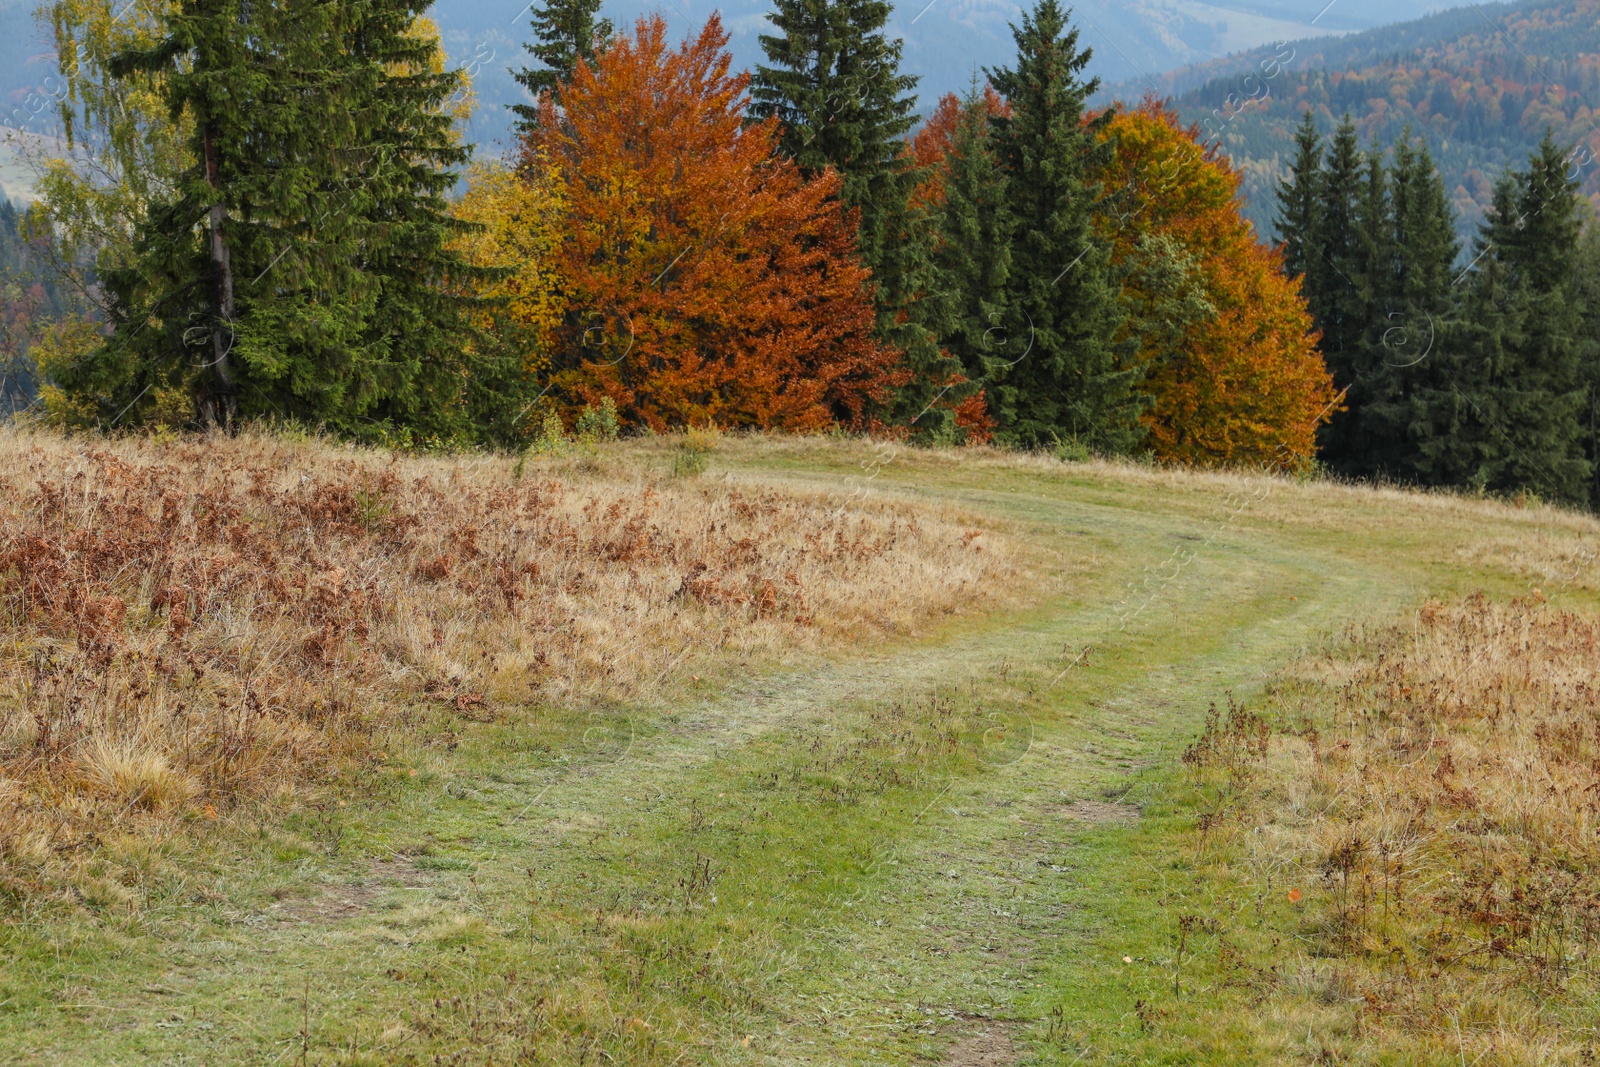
0,428,1596,1065
0,426,1023,905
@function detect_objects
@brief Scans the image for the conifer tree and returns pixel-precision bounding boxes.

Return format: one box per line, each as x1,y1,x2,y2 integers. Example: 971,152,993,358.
78,0,482,437
95,0,332,429
750,0,964,436
751,0,916,182
1308,116,1369,470
1363,133,1459,478
1388,137,1459,324
511,0,613,129
1273,109,1322,284
1415,135,1591,504
985,0,1137,450
1339,142,1394,473
1576,218,1600,504
930,83,1016,392
339,1,492,441
1273,119,1464,480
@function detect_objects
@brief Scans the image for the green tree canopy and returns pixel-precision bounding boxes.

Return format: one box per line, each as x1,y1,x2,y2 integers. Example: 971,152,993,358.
984,0,1137,450
1413,134,1591,504
511,0,613,130
45,0,489,440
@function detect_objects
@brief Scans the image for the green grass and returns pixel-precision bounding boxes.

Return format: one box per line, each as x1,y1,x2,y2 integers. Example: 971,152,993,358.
2,437,1596,1064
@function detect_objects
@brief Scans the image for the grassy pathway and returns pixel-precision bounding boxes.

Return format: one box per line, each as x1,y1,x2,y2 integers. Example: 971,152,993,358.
4,443,1590,1065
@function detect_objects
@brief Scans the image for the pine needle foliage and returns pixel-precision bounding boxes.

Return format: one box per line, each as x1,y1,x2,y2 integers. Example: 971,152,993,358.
929,83,1017,401
511,0,613,130
984,0,1139,450
54,0,487,441
1415,135,1591,503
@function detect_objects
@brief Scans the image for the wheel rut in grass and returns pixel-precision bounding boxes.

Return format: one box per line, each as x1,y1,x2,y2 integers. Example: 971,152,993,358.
7,469,1428,1066
289,493,1387,1064
738,534,1396,1063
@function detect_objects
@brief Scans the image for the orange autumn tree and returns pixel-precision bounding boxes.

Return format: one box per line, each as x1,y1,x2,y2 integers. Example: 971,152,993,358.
523,14,903,432
1095,99,1338,469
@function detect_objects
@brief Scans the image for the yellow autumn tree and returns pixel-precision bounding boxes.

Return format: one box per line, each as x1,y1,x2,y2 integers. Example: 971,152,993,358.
1095,100,1337,471
451,159,568,394
404,17,474,132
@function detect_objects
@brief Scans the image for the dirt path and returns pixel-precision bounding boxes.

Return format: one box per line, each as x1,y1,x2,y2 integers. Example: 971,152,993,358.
8,450,1554,1065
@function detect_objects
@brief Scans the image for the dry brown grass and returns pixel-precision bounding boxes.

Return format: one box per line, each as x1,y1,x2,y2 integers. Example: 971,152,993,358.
716,432,1600,564
1228,596,1600,1062
0,427,1017,900
1457,532,1600,594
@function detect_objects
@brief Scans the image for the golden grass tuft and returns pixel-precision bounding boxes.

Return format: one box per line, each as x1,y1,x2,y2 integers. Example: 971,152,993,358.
77,735,200,813
1457,531,1600,593
0,426,1019,900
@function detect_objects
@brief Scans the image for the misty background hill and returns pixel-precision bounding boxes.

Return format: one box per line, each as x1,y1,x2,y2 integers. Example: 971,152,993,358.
1143,0,1600,239
4,0,1485,178
3,0,1591,244
424,0,1481,150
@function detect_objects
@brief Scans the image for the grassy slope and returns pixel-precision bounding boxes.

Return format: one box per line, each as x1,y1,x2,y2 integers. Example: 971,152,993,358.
3,436,1596,1065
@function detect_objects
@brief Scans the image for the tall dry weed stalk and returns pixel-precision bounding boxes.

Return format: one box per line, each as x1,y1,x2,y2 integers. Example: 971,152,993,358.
0,428,1013,902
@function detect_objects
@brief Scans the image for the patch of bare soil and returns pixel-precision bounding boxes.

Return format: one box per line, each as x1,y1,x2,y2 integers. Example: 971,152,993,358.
1051,799,1141,823
939,1023,1018,1066
272,859,429,923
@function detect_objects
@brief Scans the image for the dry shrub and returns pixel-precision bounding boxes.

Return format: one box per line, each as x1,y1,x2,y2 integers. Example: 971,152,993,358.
0,427,1016,901
1260,595,1600,1061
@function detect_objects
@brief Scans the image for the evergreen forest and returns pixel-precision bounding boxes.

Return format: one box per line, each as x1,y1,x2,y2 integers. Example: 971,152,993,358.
7,0,1599,506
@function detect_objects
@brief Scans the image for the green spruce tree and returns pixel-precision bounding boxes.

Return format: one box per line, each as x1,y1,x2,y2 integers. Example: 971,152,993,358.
1273,119,1464,482
511,0,613,130
1273,109,1322,284
94,0,333,429
1576,216,1600,505
336,0,496,442
1365,133,1459,480
930,83,1016,400
751,0,916,181
80,0,483,438
1308,116,1370,471
750,0,965,437
1340,140,1395,474
1415,134,1591,504
985,0,1137,450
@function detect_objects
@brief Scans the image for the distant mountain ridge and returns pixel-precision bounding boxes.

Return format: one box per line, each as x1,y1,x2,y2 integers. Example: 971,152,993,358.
1106,0,1524,99
3,0,1489,174
1145,0,1600,238
419,0,1371,151
433,0,1481,149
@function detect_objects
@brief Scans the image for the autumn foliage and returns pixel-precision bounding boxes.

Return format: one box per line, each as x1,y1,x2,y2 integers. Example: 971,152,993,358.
521,15,903,432
454,21,1335,467
1096,100,1338,469
457,20,1331,467
450,159,568,380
